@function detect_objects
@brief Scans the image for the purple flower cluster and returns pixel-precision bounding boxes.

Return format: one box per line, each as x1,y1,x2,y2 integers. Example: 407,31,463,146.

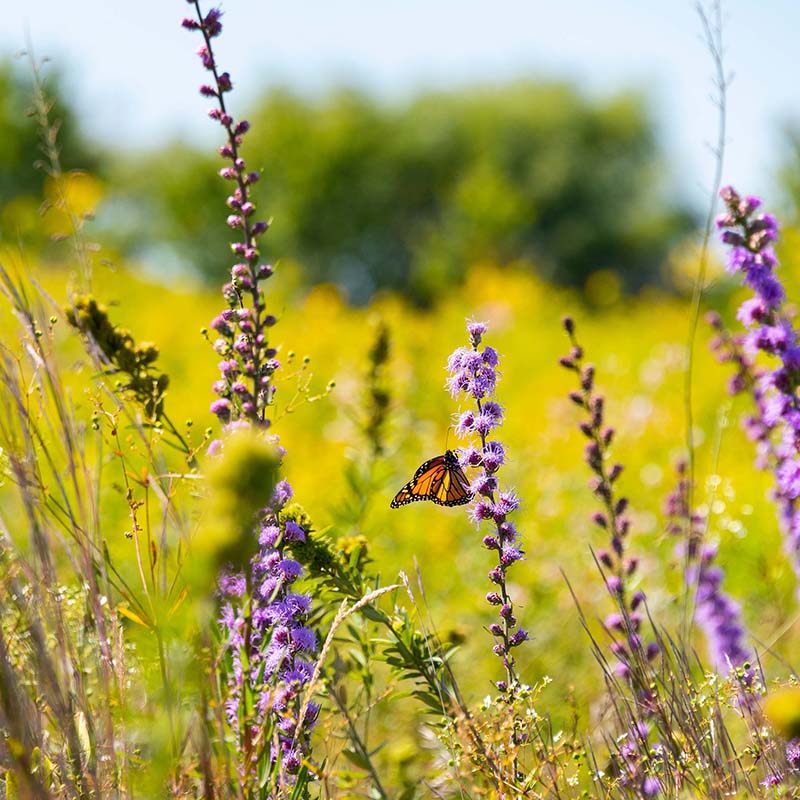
787,738,800,772
642,776,662,798
690,545,751,675
663,461,704,549
664,462,751,675
717,187,782,310
184,2,317,781
219,480,319,777
183,2,278,427
716,187,800,592
761,772,784,789
448,321,528,692
560,318,659,678
614,721,663,797
597,718,665,797
707,315,772,469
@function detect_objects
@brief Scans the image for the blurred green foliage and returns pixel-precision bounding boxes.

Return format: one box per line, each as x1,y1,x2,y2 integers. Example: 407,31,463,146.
108,82,695,303
0,63,696,303
0,60,99,247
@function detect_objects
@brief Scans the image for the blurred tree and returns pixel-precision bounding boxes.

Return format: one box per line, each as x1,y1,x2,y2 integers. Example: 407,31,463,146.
112,82,695,304
0,60,100,247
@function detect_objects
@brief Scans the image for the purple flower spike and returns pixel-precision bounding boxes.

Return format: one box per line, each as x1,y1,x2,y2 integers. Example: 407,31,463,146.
666,459,753,680
185,1,318,783
218,475,319,780
447,320,527,693
186,2,279,427
716,189,800,600
787,738,800,771
560,319,658,674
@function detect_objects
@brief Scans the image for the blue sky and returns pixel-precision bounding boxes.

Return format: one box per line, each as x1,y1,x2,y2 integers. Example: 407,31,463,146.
2,1,798,209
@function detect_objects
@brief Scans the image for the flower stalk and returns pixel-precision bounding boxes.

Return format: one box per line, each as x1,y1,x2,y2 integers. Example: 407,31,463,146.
183,2,277,427
448,320,528,693
715,186,800,595
184,2,319,789
664,462,752,675
560,317,659,678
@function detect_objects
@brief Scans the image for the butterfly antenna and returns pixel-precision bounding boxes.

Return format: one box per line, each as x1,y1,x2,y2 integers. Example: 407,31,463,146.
444,425,453,453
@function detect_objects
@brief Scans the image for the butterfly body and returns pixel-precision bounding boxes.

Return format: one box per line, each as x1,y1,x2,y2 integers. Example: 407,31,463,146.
390,450,473,508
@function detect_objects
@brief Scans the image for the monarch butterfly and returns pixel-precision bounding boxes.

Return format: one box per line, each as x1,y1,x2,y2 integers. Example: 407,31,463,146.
390,450,473,508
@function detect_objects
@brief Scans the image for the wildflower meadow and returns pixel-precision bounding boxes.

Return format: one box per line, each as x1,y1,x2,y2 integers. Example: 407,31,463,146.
4,1,800,798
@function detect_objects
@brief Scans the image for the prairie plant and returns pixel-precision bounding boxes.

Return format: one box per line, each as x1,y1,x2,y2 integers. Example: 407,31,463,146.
0,274,126,797
713,187,800,594
448,320,529,693
181,3,327,791
557,316,791,798
0,57,210,794
664,461,752,676
183,4,474,795
560,318,659,684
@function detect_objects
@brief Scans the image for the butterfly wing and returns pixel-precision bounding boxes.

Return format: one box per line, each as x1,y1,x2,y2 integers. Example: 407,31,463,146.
390,454,447,508
391,451,473,508
434,451,473,506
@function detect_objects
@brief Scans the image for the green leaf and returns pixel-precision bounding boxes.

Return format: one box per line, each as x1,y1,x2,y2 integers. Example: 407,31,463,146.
359,605,385,623
342,748,372,771
413,691,445,712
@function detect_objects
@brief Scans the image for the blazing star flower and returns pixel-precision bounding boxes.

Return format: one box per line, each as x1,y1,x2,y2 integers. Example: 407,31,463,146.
214,447,319,783
560,318,660,675
690,546,752,674
716,186,800,597
188,4,277,427
185,2,318,783
787,739,800,772
664,461,752,676
447,320,527,693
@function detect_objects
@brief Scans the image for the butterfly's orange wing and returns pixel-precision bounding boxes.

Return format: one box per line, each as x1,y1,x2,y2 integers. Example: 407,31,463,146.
390,450,473,508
